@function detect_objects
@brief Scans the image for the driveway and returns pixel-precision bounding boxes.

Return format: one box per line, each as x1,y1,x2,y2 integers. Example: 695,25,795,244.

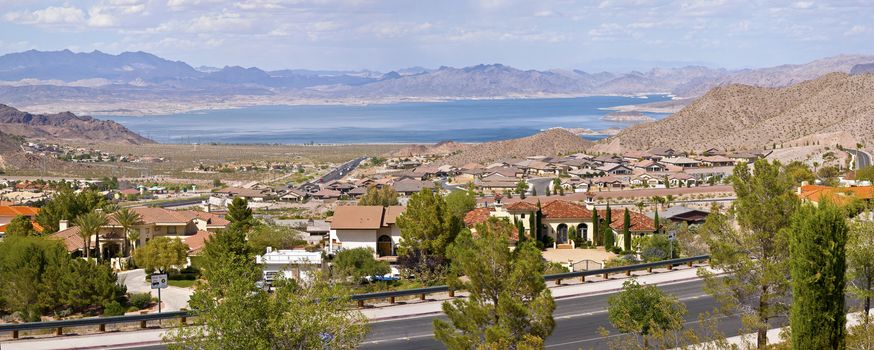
117,269,193,312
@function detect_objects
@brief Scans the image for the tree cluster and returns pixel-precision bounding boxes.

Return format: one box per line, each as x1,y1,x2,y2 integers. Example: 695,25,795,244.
0,236,125,321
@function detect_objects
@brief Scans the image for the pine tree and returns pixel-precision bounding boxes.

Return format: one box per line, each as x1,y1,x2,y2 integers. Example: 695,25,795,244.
789,200,847,349
592,209,601,246
435,219,555,348
623,208,631,252
603,204,614,250
699,160,800,349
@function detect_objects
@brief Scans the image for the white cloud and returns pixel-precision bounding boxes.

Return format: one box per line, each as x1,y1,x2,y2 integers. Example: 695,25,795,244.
844,25,870,35
533,10,555,17
87,7,116,27
791,1,814,9
5,5,86,25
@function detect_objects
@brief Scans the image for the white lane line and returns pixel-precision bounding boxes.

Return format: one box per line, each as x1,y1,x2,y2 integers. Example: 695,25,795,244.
361,333,434,344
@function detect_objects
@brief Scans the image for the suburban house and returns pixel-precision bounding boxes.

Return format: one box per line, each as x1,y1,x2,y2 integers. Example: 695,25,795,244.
256,247,324,283
392,178,437,196
213,187,272,201
328,205,404,258
278,188,308,202
464,199,658,249
798,184,874,207
660,157,701,169
698,155,735,167
50,207,229,256
656,206,711,225
0,205,42,237
597,163,633,175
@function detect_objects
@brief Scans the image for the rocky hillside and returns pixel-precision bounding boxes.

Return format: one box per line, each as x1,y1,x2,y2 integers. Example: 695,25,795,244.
597,73,874,152
0,104,152,144
393,141,469,157
439,129,592,165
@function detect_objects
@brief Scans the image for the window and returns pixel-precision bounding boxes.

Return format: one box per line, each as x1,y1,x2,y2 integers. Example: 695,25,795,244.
167,226,177,235
521,214,526,218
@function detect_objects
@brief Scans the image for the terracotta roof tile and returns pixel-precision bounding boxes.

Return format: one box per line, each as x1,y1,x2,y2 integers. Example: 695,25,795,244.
463,207,493,227
505,201,537,211
0,206,40,217
598,209,656,232
184,230,213,255
541,200,593,219
49,226,84,252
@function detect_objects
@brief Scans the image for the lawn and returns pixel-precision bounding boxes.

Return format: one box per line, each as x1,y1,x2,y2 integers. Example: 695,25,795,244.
168,279,197,288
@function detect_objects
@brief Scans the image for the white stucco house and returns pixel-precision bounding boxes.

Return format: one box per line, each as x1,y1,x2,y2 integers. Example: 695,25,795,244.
327,205,404,258
256,247,323,282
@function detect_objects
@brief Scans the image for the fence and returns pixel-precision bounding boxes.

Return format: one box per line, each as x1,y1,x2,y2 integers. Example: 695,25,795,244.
0,255,709,339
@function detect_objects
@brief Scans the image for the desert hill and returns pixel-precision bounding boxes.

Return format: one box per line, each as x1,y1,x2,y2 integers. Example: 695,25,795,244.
393,141,469,157
439,129,592,165
597,73,874,153
0,104,152,144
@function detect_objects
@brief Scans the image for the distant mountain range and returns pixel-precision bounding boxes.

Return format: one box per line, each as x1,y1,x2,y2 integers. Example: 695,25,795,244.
1,49,873,115
595,72,874,153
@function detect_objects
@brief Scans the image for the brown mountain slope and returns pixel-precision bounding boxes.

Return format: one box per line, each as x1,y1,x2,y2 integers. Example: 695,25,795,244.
439,129,592,165
598,73,874,152
0,104,152,144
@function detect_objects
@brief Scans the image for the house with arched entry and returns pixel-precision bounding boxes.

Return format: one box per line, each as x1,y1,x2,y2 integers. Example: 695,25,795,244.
328,205,404,259
467,200,596,247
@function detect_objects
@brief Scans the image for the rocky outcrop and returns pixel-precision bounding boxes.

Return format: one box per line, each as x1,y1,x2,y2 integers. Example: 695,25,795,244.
0,104,152,144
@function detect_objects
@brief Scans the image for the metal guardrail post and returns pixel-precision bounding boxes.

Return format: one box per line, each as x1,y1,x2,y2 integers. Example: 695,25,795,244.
357,300,364,308
667,263,674,270
389,296,395,304
99,323,106,332
555,278,561,285
140,311,148,328
580,275,585,282
448,290,455,297
647,266,653,273
419,293,426,301
625,270,631,276
180,308,188,325
603,272,609,279
55,327,62,336
13,330,19,339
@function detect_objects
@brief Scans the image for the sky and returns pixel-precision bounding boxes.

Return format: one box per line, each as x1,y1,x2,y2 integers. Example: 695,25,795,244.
1,0,873,72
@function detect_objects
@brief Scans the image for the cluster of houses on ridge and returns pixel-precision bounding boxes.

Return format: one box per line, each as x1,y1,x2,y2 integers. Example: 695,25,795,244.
21,142,165,163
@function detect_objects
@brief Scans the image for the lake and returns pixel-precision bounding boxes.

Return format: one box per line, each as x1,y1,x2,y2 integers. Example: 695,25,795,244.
99,95,671,144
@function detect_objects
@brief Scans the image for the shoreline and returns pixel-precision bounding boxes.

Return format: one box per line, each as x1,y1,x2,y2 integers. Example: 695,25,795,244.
16,92,676,117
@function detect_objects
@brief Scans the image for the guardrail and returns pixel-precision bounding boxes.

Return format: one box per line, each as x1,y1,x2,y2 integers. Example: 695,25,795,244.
0,310,189,339
0,255,709,339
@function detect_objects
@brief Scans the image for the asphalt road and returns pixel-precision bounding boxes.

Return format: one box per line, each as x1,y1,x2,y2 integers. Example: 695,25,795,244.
108,278,813,350
359,279,760,350
848,149,872,170
313,156,366,184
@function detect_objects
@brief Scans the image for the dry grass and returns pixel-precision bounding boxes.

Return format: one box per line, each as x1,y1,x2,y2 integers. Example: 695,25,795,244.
8,142,403,181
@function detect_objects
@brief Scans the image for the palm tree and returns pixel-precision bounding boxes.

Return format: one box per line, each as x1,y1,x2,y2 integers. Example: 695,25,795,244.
75,211,108,260
634,201,646,214
114,207,142,257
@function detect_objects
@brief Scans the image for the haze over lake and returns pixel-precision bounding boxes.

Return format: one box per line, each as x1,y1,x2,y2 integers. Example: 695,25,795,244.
100,95,671,144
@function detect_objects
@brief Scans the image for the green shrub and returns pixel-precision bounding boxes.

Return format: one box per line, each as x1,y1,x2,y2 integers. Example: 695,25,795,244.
127,292,153,310
102,301,126,316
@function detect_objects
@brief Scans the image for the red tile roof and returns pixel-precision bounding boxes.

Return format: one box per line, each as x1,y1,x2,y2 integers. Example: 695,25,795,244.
0,206,40,217
49,226,85,252
505,201,537,212
463,207,493,227
799,185,874,206
541,200,593,219
598,209,656,232
184,230,213,255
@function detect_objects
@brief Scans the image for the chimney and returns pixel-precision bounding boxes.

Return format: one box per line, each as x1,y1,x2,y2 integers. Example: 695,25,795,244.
266,246,273,254
59,220,69,231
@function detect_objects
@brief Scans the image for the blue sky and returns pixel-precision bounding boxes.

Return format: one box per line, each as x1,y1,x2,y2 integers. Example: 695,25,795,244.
1,0,872,71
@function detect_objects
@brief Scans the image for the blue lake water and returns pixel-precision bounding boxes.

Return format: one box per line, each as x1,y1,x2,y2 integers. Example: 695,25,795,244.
99,95,672,144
